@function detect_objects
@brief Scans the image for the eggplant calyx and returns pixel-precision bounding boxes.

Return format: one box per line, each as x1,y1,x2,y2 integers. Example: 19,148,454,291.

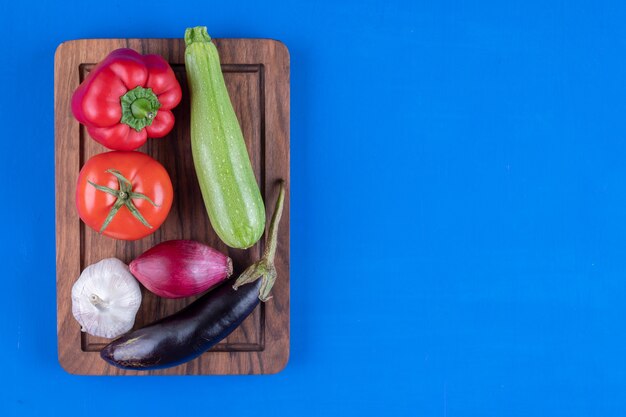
233,180,285,302
233,259,277,302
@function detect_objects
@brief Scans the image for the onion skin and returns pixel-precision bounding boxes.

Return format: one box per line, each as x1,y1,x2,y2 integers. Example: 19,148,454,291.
129,239,232,298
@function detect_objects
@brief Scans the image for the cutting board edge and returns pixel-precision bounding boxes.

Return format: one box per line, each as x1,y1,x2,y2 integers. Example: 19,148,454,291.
54,37,290,376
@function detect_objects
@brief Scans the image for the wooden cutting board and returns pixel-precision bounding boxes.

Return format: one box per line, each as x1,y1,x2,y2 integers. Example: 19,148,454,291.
54,38,290,375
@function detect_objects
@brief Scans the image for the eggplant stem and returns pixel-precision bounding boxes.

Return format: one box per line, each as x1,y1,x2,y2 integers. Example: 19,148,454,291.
233,180,285,301
263,180,285,265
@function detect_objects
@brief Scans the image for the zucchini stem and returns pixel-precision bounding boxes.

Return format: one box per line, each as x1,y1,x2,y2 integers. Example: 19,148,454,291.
233,180,286,301
185,26,211,45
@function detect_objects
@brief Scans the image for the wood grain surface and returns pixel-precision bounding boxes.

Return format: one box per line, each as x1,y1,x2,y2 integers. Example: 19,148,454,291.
54,38,290,375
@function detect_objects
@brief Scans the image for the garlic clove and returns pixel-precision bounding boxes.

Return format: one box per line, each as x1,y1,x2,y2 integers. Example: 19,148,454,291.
71,258,142,339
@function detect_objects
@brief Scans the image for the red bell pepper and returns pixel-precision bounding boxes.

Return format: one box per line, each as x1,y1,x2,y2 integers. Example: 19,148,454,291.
71,48,182,151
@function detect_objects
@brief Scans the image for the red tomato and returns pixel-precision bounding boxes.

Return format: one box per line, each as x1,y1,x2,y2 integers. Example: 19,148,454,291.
76,151,173,240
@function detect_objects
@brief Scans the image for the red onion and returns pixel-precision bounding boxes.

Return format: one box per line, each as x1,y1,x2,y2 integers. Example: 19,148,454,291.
129,240,233,299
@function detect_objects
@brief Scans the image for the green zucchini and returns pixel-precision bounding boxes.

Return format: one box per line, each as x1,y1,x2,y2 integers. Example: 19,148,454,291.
184,27,266,249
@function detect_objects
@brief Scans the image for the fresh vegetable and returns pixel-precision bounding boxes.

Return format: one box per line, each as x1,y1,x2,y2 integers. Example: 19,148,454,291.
76,151,173,240
100,181,286,370
184,26,265,249
71,258,142,338
233,181,286,301
129,240,233,299
72,48,182,150
101,272,261,370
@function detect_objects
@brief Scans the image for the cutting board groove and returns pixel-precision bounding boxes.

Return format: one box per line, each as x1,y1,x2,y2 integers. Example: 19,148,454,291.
55,38,289,375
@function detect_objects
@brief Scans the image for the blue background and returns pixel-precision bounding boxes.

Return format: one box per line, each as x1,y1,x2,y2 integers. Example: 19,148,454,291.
1,0,625,415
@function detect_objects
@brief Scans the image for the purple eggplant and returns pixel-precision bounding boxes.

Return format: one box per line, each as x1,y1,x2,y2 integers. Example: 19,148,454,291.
100,278,261,370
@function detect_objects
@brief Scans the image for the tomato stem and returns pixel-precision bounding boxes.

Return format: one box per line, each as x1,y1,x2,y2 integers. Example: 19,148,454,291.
89,169,160,234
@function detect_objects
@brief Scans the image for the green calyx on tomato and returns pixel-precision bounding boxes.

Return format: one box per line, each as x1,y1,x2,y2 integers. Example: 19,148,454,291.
88,169,160,233
120,86,161,132
77,151,173,241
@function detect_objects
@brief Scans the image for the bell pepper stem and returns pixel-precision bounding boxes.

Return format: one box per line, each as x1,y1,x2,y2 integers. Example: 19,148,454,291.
233,180,286,301
131,98,155,120
120,86,161,132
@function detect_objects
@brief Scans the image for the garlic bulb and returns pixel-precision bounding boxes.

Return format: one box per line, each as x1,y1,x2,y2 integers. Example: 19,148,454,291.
71,258,142,338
